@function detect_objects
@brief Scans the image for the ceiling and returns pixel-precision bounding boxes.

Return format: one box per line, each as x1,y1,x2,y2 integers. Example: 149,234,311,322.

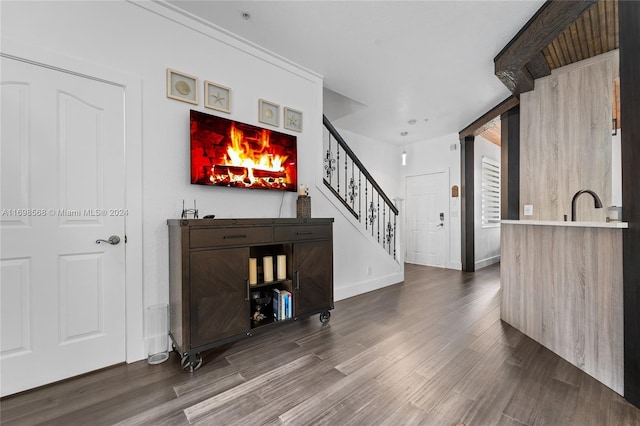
542,0,618,71
165,0,545,145
478,117,501,146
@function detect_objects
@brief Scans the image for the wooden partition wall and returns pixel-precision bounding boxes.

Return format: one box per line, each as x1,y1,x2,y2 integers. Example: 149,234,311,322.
620,0,640,407
501,223,624,394
519,52,617,222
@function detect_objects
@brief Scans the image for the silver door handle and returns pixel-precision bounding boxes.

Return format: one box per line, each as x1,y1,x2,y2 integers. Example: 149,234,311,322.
96,235,121,245
436,223,444,227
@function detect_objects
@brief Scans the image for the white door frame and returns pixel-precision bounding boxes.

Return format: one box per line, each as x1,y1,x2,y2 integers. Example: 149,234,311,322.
1,38,145,362
404,168,451,268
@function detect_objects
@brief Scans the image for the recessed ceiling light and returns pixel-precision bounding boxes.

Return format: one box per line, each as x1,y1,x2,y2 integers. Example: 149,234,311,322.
408,119,417,125
424,118,429,122
241,11,252,20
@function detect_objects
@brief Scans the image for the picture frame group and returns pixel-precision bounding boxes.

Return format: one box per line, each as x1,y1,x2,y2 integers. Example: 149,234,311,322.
259,100,303,132
167,68,302,132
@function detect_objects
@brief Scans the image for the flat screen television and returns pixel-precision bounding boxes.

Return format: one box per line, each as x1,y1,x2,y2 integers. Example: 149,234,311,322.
190,110,297,192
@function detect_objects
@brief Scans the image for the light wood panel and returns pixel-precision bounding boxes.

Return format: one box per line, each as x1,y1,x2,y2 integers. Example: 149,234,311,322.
501,223,624,394
520,51,615,221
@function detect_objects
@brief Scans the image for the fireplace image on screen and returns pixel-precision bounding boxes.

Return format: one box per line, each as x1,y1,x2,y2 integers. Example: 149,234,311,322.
190,110,297,191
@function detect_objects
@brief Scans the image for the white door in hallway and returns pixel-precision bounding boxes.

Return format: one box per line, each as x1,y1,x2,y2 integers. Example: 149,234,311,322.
1,57,126,396
405,172,448,267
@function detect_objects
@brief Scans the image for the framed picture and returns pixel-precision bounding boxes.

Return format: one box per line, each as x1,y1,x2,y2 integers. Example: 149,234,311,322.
284,107,303,132
205,81,231,113
167,68,198,105
259,99,280,127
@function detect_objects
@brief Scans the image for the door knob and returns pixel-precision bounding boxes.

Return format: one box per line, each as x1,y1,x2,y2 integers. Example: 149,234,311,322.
96,235,121,245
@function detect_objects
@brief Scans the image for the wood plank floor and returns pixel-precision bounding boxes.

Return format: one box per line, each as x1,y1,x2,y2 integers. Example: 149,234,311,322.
3,263,640,425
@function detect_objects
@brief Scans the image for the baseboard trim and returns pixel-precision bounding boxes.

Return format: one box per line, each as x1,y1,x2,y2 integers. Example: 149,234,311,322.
475,255,500,270
334,272,404,301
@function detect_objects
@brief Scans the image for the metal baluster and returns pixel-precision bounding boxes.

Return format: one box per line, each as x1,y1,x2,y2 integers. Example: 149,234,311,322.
358,170,362,222
344,152,348,202
336,144,340,193
365,181,369,230
324,135,336,183
377,194,380,242
368,196,377,236
349,161,356,207
385,211,394,255
327,132,331,183
393,213,397,259
382,204,386,249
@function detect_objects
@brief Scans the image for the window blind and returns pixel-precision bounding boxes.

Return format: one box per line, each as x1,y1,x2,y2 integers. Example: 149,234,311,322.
481,157,501,227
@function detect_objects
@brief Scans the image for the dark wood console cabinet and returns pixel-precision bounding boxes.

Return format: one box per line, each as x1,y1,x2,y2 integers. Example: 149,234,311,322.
167,218,334,371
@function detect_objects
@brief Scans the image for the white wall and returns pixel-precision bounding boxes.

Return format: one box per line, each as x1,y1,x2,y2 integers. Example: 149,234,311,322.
400,133,462,270
1,0,401,361
334,128,404,199
474,135,501,269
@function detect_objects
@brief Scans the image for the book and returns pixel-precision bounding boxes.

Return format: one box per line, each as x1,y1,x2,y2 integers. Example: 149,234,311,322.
278,290,291,319
273,289,293,320
282,290,288,320
280,290,287,320
272,288,281,320
287,291,292,318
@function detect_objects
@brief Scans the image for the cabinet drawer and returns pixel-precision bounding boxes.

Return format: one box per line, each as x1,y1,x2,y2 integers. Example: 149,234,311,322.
274,225,331,242
190,227,273,248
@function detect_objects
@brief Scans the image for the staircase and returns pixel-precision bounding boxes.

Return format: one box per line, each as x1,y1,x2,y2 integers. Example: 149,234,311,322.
322,115,399,261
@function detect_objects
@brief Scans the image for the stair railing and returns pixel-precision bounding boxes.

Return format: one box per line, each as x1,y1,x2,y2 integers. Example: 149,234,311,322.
322,115,399,260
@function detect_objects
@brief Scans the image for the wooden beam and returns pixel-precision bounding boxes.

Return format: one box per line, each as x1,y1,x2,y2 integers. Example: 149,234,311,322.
494,0,596,95
500,105,520,220
620,0,640,409
496,63,535,94
526,52,552,79
460,136,475,272
459,96,519,140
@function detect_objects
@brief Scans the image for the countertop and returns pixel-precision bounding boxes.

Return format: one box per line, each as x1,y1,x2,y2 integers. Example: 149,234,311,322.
501,220,628,229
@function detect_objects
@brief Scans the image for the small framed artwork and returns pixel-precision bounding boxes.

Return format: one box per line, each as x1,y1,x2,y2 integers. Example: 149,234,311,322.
205,81,231,113
167,68,198,105
284,107,303,132
259,99,280,127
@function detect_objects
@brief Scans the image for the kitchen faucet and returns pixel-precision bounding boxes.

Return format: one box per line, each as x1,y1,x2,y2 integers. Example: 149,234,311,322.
571,189,603,221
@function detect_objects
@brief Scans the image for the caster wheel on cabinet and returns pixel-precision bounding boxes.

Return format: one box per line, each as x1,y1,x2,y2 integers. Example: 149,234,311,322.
319,311,331,324
180,353,203,372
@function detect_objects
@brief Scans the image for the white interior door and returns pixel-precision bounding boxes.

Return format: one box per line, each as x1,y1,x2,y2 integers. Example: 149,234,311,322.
1,57,126,396
405,172,448,267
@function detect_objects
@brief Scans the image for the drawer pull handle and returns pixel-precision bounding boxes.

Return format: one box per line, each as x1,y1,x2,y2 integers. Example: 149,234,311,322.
296,231,313,235
223,234,247,239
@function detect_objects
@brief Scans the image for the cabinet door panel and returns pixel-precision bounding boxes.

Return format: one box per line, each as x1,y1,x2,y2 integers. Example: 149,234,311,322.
190,248,249,347
293,241,333,316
